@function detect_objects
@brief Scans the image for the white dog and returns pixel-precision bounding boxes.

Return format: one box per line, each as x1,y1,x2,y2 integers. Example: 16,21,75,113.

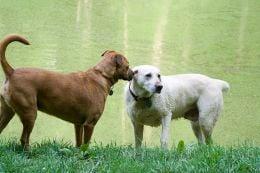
124,65,230,148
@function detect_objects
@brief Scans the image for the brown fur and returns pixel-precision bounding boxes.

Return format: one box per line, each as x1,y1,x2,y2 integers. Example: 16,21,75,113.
0,34,133,150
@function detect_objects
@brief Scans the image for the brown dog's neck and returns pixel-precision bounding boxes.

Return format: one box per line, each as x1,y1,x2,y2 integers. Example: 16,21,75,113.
89,67,118,94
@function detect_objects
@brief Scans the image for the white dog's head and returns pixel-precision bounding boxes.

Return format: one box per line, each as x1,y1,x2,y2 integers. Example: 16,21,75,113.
132,65,163,95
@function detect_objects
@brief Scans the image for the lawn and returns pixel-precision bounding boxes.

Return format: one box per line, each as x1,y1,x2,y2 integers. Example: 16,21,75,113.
0,140,259,172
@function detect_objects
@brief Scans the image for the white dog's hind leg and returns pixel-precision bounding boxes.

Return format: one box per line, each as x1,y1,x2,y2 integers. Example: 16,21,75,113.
161,114,172,149
198,93,223,145
200,108,222,145
199,116,215,145
191,121,205,144
133,121,144,148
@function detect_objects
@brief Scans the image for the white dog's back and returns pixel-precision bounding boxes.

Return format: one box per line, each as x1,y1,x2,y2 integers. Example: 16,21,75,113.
162,74,229,94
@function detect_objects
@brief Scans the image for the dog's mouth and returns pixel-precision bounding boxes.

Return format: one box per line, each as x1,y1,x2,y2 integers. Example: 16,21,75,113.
155,90,162,94
118,73,133,81
155,85,163,93
121,76,132,81
124,69,134,81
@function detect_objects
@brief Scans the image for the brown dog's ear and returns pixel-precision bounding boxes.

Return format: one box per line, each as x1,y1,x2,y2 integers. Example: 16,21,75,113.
114,54,123,67
101,50,110,56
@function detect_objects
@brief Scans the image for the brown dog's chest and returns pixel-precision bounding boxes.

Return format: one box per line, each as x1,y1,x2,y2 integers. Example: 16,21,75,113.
37,97,91,124
36,83,107,124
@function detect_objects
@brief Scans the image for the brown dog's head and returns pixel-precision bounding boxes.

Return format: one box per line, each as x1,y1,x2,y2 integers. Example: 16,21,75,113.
95,50,133,83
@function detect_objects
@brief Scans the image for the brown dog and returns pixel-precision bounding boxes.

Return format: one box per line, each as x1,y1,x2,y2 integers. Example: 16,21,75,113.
0,34,133,150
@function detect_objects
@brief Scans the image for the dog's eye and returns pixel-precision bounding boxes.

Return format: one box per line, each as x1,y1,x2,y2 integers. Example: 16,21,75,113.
145,73,152,78
158,74,161,79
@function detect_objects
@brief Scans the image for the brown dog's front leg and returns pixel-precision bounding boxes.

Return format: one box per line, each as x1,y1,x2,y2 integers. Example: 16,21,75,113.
83,124,94,145
74,124,83,147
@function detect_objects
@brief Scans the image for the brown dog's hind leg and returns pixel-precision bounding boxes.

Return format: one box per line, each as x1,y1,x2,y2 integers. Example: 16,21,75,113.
0,96,15,134
74,124,83,147
18,110,37,150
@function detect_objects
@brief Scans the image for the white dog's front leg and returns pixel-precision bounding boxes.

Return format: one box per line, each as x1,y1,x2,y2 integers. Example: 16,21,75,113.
161,114,172,149
133,121,144,148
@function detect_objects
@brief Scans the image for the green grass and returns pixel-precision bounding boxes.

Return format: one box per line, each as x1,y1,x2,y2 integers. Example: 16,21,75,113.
0,140,259,173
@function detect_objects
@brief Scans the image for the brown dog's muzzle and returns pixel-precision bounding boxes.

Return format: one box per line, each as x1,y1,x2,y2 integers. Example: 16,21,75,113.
125,69,134,81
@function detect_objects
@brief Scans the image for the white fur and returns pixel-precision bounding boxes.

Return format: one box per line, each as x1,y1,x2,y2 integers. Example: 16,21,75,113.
124,65,230,148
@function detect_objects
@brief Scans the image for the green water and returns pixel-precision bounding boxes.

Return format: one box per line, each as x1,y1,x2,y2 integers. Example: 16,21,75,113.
0,0,259,146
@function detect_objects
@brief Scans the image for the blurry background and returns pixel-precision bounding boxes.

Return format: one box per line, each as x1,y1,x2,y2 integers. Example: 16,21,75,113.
0,0,259,147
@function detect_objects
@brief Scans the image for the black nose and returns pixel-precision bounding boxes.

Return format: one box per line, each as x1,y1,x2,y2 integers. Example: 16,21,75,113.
155,85,163,93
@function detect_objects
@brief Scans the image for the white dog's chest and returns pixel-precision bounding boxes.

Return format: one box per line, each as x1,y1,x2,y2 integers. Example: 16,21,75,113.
131,100,164,127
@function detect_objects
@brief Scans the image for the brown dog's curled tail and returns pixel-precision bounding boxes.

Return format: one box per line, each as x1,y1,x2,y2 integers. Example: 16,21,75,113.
0,34,30,78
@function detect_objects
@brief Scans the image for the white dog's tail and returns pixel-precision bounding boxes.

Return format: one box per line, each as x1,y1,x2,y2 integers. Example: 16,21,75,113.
215,79,230,92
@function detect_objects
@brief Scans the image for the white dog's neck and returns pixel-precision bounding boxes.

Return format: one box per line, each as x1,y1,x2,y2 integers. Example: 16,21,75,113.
130,80,153,99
